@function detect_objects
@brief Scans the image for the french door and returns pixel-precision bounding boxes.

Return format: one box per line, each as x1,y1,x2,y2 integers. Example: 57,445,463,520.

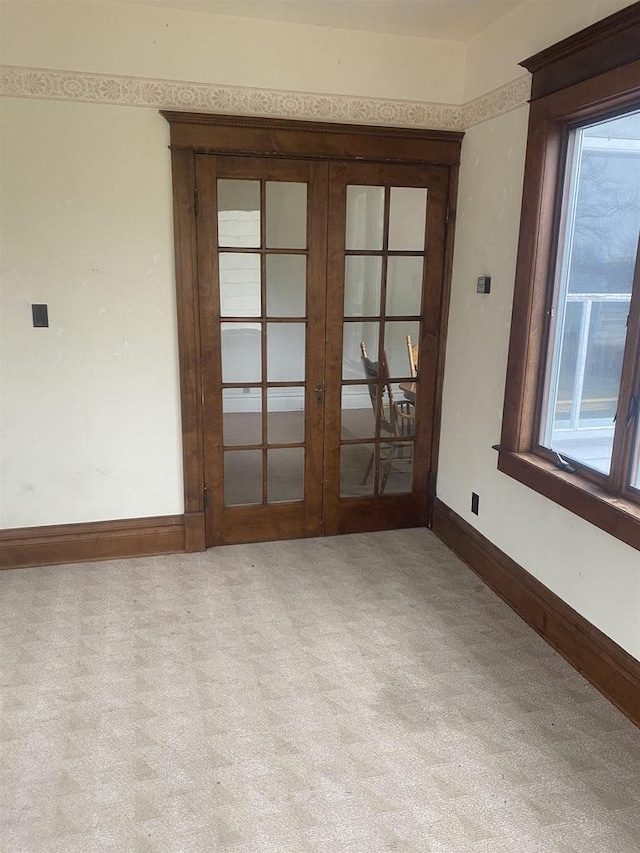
195,153,450,545
196,155,327,544
324,162,449,535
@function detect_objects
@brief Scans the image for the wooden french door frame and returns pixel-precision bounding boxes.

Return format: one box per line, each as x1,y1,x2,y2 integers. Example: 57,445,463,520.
195,154,329,545
162,112,462,551
323,161,451,536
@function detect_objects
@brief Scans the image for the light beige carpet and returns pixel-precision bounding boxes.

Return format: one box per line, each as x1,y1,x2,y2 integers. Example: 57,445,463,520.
1,529,639,852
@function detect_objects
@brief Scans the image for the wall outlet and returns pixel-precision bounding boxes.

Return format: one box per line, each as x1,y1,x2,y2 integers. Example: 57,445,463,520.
471,492,479,515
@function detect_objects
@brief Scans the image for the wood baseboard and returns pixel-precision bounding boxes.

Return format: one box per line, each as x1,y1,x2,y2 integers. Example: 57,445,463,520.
431,499,640,728
0,515,186,570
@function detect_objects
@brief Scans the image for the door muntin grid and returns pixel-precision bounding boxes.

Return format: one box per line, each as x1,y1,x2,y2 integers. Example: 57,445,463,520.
340,184,427,498
217,178,309,507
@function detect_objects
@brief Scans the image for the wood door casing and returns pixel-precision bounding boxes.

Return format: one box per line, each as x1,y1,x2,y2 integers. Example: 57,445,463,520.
196,154,329,545
163,112,462,551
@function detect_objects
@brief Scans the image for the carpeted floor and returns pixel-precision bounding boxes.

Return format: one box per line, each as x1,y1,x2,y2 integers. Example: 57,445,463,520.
1,529,639,852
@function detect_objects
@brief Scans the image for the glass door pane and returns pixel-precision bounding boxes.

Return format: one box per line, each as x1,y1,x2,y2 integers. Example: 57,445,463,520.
339,179,427,498
217,179,260,247
345,186,384,250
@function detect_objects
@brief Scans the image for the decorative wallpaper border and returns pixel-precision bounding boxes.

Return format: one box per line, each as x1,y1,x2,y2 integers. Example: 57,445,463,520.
0,65,530,131
463,74,531,128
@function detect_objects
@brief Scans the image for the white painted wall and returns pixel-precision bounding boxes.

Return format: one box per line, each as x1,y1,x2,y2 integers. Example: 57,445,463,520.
439,0,640,659
463,0,632,101
0,97,183,526
0,0,464,104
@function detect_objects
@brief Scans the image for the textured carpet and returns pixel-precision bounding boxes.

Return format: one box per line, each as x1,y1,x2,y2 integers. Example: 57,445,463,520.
1,529,639,852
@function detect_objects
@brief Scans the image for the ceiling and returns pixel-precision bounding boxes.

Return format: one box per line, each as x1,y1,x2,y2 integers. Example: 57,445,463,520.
125,0,526,41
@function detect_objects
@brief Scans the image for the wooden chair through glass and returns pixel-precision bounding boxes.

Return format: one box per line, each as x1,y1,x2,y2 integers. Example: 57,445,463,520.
360,342,415,491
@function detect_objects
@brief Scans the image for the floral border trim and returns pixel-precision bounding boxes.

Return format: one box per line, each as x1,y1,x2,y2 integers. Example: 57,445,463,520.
463,74,531,128
0,65,531,130
0,65,463,130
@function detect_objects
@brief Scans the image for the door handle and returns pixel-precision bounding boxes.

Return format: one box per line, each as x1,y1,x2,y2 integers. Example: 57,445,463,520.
315,383,324,405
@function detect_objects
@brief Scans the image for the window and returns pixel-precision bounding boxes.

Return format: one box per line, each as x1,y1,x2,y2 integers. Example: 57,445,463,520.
499,3,640,551
542,110,640,479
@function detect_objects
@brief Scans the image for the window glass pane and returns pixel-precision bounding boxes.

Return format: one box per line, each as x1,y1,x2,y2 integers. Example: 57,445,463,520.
221,323,262,383
343,321,379,380
551,301,581,429
224,450,262,506
340,444,375,497
384,320,420,379
341,385,376,440
266,255,306,317
579,302,628,425
267,387,305,444
219,253,260,317
386,256,424,316
541,110,640,475
388,187,427,251
223,388,261,447
378,441,413,495
268,448,304,503
217,180,260,248
345,186,384,250
344,256,382,317
266,182,307,249
267,323,305,382
377,388,415,446
569,113,640,295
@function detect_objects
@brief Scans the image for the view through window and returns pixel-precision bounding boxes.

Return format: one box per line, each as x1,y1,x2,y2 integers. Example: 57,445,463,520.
540,109,640,484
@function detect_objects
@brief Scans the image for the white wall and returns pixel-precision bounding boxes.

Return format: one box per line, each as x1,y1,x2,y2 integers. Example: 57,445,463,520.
0,97,183,526
0,1,464,104
439,0,640,659
463,0,632,100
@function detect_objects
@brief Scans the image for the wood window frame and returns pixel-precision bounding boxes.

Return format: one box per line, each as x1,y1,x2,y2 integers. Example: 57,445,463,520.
161,112,463,550
498,2,640,551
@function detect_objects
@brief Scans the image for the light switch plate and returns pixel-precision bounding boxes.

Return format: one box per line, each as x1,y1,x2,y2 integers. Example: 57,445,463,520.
32,304,49,327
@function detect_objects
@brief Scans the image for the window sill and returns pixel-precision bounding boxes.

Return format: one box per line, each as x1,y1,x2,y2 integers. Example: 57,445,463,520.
497,449,640,553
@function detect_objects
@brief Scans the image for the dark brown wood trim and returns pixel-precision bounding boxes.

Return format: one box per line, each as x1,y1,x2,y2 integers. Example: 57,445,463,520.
500,105,564,454
161,111,462,140
161,111,463,165
431,499,640,728
0,515,186,570
522,1,640,100
428,164,459,524
184,511,206,552
170,147,206,552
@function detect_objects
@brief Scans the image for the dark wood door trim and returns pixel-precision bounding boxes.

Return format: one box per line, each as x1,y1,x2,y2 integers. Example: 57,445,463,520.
164,113,462,550
169,147,206,552
161,112,463,165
